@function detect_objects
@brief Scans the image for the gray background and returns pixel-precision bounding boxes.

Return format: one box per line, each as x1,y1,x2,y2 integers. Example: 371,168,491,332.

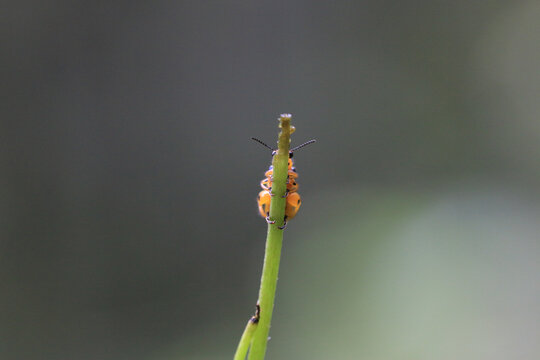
3,1,540,359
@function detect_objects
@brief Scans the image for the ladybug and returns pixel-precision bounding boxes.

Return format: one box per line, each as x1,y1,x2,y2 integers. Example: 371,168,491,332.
252,137,315,229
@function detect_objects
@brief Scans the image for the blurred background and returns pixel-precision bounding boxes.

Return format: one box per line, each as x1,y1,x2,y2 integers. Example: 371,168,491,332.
2,1,540,359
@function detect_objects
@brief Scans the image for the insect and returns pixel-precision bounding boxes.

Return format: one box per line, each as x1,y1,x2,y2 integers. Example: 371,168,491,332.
252,137,315,229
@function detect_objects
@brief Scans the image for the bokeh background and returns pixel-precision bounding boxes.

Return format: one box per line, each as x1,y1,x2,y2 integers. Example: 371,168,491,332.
2,1,540,359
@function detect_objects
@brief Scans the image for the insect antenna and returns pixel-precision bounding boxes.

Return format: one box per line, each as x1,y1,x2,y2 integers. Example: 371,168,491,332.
290,139,316,153
251,137,275,152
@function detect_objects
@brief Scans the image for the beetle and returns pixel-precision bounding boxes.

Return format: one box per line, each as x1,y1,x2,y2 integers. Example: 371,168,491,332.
252,137,315,229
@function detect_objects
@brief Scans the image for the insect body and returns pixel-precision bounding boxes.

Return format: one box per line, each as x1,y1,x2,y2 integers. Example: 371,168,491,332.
256,190,272,218
252,138,315,229
260,160,299,193
257,162,301,220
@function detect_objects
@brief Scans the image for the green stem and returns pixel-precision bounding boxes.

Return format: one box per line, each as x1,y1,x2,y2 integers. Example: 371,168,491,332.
234,305,260,360
247,114,293,360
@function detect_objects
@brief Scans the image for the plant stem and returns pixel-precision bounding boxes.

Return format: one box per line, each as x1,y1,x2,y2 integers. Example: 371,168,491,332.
246,114,293,360
234,306,260,360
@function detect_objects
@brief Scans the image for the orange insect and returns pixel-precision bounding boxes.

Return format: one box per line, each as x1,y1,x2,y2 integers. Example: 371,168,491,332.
252,137,315,229
260,159,299,193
